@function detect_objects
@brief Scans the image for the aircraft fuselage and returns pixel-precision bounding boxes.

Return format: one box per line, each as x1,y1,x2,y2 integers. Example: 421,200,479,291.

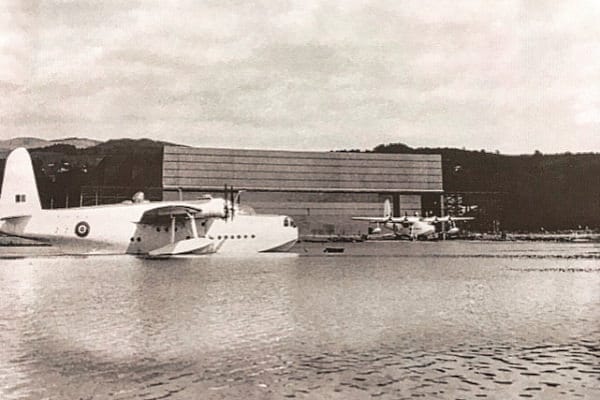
0,201,298,255
384,220,436,239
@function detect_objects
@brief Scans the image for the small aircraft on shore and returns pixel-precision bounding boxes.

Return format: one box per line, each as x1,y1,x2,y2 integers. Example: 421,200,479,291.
0,148,298,257
352,199,473,240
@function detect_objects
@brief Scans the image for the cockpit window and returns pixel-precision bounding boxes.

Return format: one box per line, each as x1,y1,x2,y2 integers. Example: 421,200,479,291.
283,217,296,228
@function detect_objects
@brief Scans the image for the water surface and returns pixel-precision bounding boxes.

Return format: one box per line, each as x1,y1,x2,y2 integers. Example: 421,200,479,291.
1,241,599,399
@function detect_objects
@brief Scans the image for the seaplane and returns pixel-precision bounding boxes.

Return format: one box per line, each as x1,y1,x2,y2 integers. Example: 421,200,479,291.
0,148,298,256
352,199,473,240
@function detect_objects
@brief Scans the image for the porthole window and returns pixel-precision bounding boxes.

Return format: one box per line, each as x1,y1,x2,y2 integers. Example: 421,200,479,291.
244,235,248,239
137,237,141,242
217,235,222,240
130,237,134,242
224,235,228,239
156,227,160,232
74,222,90,238
237,235,241,239
251,234,255,238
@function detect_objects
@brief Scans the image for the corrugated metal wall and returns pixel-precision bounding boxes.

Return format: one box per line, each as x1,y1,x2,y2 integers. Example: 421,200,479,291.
163,146,442,192
162,146,443,235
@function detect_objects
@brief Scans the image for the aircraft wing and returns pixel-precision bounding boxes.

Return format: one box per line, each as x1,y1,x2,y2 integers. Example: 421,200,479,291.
423,216,474,223
138,205,223,257
0,215,32,235
388,217,419,224
351,217,390,222
0,214,32,221
137,205,216,224
352,216,418,225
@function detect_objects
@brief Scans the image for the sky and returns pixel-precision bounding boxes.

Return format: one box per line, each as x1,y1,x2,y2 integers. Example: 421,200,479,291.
1,0,599,154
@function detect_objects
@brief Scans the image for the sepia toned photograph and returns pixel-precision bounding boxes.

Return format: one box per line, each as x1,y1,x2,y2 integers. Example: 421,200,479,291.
1,1,599,399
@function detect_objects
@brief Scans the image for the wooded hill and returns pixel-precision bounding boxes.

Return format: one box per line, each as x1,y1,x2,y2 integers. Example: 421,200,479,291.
369,143,600,231
0,139,168,209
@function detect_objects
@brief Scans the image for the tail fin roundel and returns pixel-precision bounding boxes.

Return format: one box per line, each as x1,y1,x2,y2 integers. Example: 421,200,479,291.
0,147,41,217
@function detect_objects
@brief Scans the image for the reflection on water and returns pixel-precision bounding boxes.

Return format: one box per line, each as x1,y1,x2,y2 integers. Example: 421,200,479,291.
0,242,599,399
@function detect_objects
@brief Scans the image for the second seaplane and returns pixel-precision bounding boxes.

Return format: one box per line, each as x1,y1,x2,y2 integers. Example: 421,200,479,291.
352,199,473,240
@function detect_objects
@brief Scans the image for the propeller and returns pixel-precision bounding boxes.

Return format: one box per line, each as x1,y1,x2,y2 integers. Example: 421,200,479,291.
372,222,382,234
400,212,411,228
230,185,235,218
223,185,236,219
223,184,229,219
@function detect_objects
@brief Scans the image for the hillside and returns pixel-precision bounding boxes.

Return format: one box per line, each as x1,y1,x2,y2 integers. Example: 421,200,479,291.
370,143,600,231
0,138,169,209
0,136,101,151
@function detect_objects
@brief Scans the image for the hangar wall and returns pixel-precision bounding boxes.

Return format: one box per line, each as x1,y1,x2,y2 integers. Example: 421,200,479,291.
162,146,443,236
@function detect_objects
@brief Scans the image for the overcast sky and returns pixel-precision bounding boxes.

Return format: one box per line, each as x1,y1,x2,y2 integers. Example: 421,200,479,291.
1,1,599,153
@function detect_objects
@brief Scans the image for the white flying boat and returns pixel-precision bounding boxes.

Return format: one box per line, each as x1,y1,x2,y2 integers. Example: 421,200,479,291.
0,148,298,256
352,199,473,240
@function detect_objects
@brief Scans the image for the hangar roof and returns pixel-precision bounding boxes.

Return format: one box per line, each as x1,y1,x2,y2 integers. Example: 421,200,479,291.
162,145,443,193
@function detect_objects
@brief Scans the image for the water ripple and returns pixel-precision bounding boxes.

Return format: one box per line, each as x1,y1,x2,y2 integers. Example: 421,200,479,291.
0,243,599,399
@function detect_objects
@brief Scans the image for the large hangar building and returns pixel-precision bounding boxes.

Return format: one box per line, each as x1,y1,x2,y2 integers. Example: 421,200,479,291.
162,146,443,236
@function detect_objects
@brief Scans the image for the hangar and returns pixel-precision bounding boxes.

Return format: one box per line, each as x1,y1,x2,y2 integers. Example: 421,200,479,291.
161,146,443,236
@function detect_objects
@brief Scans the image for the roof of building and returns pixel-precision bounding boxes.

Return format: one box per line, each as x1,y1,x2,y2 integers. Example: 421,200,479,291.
162,145,443,193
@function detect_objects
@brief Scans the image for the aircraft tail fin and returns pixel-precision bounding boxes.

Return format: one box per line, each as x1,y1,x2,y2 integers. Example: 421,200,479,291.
383,198,392,219
0,147,41,218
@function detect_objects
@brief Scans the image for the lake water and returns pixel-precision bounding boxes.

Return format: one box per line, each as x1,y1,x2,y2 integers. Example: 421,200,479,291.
1,241,599,399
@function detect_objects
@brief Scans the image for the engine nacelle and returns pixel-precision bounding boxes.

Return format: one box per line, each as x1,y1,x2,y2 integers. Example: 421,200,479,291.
447,227,460,236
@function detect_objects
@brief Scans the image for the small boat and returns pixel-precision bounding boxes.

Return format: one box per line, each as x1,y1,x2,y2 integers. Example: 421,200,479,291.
323,247,344,253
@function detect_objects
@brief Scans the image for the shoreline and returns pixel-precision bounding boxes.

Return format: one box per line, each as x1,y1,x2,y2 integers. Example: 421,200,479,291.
2,232,600,248
300,232,600,243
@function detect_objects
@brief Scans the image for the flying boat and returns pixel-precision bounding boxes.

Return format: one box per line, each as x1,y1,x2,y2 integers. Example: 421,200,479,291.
0,148,298,256
352,199,473,240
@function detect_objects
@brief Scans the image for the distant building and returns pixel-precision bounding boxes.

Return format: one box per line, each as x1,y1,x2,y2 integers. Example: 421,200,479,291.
161,146,443,236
